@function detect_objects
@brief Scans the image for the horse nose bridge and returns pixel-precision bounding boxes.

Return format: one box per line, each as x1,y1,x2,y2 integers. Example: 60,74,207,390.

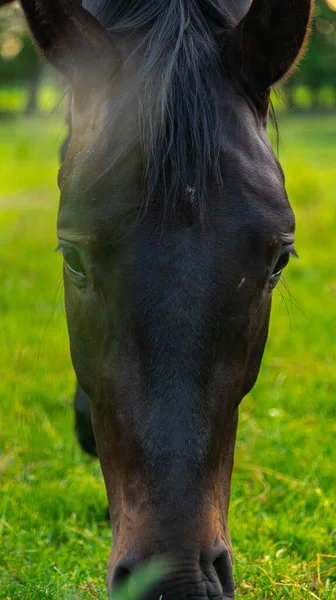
105,413,235,594
116,467,221,561
139,440,214,514
116,404,222,529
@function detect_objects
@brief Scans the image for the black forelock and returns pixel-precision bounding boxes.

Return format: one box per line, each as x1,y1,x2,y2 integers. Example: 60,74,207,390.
83,0,235,219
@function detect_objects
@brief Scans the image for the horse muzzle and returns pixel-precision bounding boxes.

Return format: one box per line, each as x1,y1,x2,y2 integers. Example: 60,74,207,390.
109,543,235,600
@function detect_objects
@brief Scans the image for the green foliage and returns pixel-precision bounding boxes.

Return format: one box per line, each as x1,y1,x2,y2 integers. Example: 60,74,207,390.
0,83,61,113
109,562,168,600
0,4,40,84
0,113,336,599
295,0,336,91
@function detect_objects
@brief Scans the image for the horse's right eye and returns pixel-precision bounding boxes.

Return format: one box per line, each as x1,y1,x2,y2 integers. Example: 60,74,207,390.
57,243,87,281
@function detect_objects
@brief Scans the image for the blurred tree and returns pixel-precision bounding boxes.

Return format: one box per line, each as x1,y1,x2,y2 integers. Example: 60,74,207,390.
0,1,42,113
278,0,336,108
295,0,336,105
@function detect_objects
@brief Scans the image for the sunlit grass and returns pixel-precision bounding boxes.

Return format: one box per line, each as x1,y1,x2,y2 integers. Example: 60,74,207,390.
0,113,336,598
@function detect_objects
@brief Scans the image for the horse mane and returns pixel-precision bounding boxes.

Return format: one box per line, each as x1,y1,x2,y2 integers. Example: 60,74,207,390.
84,0,234,219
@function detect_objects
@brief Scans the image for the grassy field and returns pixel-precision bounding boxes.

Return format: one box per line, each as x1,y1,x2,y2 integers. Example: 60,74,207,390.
0,112,335,600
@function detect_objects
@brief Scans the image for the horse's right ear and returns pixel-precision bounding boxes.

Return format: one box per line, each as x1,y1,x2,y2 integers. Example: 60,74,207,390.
19,0,115,80
227,0,313,93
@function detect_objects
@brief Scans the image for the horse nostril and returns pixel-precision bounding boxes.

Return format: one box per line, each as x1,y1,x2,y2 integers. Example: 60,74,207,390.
112,558,137,589
213,548,235,598
201,543,235,599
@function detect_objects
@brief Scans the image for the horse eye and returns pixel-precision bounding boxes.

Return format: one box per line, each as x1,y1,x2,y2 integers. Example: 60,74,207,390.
58,244,87,280
270,250,292,287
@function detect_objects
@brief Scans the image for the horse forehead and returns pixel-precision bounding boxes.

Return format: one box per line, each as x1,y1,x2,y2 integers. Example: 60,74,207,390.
60,79,289,234
58,158,290,243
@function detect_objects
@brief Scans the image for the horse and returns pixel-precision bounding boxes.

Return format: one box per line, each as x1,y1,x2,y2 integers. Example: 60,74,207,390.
18,0,313,598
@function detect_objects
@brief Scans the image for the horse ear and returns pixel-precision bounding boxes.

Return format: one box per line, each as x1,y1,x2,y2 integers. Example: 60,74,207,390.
19,0,115,79
228,0,313,92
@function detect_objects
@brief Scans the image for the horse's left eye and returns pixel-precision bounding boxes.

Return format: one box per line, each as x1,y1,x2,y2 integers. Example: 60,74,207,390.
270,250,293,288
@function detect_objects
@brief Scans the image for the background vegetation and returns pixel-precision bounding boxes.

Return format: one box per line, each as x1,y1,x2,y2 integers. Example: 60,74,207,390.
1,0,336,112
1,2,336,600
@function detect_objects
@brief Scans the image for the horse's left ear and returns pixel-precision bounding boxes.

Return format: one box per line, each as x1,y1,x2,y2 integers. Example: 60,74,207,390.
19,0,115,80
228,0,313,92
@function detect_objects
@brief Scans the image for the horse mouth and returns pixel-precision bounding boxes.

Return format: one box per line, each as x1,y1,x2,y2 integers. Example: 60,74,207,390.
140,583,234,600
110,544,235,600
132,581,234,600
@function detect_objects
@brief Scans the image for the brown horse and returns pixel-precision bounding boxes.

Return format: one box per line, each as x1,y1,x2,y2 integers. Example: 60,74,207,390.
19,0,312,598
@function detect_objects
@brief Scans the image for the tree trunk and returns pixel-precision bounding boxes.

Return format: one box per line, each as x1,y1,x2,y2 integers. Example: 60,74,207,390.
24,67,42,116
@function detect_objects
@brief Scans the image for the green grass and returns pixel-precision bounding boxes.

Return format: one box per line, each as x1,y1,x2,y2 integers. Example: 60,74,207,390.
0,113,336,599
